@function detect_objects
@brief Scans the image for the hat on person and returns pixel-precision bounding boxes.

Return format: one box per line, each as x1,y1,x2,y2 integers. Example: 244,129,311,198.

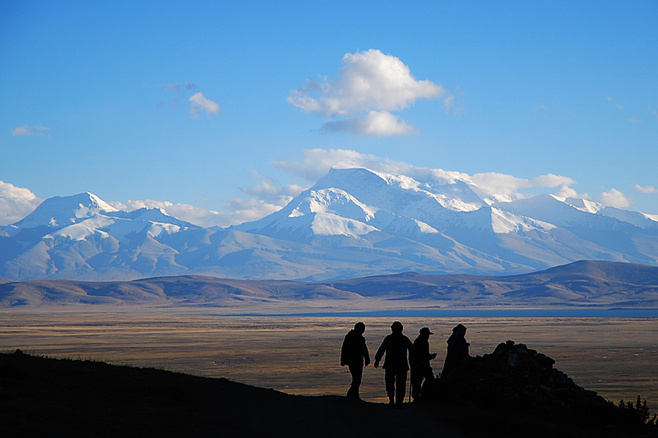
419,327,433,335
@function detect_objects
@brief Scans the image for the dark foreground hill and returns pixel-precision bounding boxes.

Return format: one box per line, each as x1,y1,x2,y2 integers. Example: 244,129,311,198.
1,350,656,438
0,351,466,438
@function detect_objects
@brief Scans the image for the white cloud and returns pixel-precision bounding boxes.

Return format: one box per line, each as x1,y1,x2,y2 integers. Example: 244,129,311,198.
288,49,450,136
531,173,576,188
555,185,584,199
635,184,658,194
111,199,228,228
468,172,583,202
470,172,532,200
189,92,220,117
0,181,43,225
600,188,631,208
158,84,219,118
221,197,286,225
11,125,50,137
243,174,305,203
322,110,417,136
111,174,306,228
272,149,380,181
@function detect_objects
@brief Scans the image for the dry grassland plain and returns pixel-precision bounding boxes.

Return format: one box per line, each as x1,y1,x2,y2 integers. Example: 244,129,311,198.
1,312,657,406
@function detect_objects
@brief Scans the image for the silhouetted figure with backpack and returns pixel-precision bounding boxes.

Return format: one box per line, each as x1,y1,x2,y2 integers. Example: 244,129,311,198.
374,321,414,408
442,323,470,376
411,327,437,401
340,322,370,399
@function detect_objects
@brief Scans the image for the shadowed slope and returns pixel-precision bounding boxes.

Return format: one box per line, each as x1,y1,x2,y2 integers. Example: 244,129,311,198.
0,351,465,438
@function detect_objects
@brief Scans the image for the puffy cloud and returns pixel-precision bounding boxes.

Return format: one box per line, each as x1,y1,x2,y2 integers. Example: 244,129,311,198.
0,181,43,225
11,125,50,137
555,185,584,199
600,188,631,208
189,92,220,117
635,184,658,194
288,49,450,136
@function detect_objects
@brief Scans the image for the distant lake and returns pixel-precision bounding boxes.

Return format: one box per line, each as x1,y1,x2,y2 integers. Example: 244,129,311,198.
233,309,658,318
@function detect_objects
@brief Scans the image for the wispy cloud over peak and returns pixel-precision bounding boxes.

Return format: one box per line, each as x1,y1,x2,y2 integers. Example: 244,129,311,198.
636,185,658,194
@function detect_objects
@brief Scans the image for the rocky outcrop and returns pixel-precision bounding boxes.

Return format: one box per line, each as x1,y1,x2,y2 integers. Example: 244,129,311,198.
425,340,656,437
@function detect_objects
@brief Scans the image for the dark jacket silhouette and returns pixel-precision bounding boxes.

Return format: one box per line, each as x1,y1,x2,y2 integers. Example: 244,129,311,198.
340,322,370,399
442,323,470,376
374,321,414,408
411,327,436,400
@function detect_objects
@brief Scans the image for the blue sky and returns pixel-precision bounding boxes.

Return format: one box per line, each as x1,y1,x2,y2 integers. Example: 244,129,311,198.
1,1,657,226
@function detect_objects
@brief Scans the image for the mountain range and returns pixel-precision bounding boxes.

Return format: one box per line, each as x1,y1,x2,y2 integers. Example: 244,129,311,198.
2,260,657,310
1,166,658,282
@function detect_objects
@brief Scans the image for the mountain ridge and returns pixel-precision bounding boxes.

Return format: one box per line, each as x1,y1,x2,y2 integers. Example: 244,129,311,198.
1,165,658,282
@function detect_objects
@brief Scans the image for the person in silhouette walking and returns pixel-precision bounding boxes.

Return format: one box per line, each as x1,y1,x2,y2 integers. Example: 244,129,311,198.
340,322,370,399
411,327,437,401
374,321,414,408
442,323,470,376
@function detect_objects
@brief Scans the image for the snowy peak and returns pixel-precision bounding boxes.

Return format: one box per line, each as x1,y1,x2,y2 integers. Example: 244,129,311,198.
108,207,193,227
490,207,556,234
496,194,593,227
288,188,376,222
238,186,379,239
314,166,486,213
12,192,118,230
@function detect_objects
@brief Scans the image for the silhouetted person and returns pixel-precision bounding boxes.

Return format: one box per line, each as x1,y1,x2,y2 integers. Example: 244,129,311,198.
411,327,437,401
340,322,370,399
374,321,414,408
442,323,470,376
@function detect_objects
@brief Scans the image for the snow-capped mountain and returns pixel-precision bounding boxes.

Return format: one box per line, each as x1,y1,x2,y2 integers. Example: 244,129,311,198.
1,167,658,281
